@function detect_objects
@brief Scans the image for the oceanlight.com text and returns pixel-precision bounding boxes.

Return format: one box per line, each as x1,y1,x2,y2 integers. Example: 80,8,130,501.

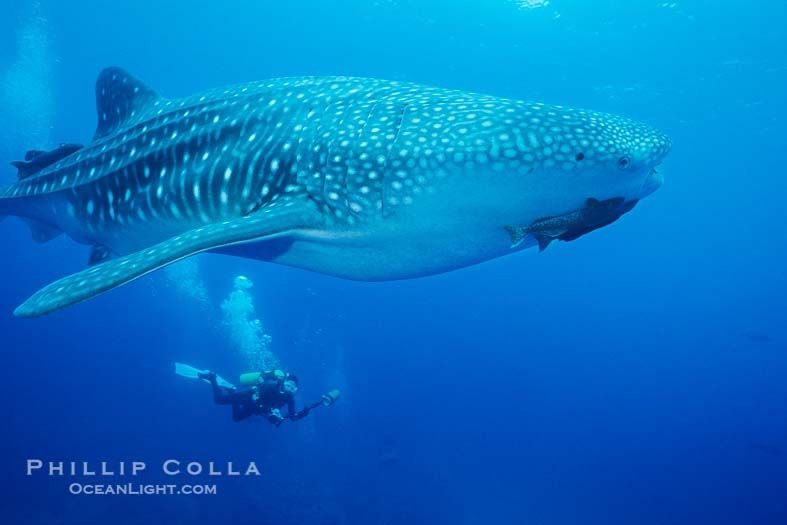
68,483,217,496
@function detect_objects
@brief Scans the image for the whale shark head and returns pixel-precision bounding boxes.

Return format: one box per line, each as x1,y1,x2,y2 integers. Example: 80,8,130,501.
412,99,672,240
579,110,672,199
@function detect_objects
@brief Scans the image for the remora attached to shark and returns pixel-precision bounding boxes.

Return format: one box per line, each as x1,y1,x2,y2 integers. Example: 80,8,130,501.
0,68,671,317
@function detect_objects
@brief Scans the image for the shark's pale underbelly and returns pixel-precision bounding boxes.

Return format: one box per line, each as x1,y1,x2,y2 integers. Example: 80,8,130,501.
217,217,530,281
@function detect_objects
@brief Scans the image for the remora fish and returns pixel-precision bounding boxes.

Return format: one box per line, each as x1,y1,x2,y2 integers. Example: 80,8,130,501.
504,196,640,252
0,68,671,317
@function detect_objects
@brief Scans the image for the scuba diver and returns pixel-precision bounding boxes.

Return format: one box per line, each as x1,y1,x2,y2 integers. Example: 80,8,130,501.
175,364,340,426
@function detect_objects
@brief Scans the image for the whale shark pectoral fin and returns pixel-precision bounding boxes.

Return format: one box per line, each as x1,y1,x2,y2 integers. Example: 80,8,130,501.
14,198,322,318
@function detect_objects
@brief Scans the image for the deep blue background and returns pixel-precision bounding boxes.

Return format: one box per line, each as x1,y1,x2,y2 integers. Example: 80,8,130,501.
0,1,785,523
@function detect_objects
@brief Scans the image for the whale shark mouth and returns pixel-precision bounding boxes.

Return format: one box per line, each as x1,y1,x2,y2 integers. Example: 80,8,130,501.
505,196,639,252
641,165,664,197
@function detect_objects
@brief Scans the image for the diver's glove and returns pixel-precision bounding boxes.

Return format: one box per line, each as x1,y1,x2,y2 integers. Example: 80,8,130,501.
268,409,285,426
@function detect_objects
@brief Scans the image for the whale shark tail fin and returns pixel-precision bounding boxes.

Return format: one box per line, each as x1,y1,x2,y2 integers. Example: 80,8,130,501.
93,67,162,140
14,196,322,317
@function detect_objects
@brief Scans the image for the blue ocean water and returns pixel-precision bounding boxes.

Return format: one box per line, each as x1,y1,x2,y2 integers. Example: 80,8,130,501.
0,0,785,523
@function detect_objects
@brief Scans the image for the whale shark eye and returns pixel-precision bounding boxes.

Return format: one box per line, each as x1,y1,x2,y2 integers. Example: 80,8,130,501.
575,153,585,161
617,156,630,169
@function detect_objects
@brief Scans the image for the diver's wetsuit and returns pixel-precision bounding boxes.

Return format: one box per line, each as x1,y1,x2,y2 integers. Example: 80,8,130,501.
205,375,304,423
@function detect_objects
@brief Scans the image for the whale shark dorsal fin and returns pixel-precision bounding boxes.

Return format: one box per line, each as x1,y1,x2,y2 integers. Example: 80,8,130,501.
14,197,322,317
94,67,161,140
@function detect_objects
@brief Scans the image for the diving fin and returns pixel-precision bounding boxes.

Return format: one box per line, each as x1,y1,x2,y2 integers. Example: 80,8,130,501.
14,197,322,317
174,362,204,379
175,363,235,389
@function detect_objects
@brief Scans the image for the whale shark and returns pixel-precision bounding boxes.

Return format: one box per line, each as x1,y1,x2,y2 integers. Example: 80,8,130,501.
0,67,671,317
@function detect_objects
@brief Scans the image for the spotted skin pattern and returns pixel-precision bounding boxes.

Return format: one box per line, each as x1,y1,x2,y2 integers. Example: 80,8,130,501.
1,68,671,316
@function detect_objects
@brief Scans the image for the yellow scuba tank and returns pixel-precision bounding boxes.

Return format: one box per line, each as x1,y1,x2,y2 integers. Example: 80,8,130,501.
239,369,285,386
239,372,261,386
